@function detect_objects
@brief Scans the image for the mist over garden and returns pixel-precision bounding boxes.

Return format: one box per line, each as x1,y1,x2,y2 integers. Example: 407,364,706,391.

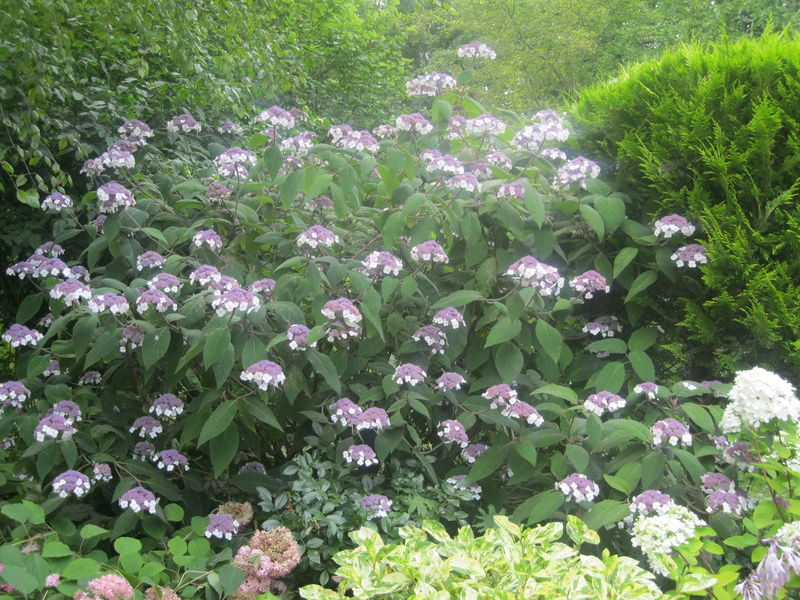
3,1,800,599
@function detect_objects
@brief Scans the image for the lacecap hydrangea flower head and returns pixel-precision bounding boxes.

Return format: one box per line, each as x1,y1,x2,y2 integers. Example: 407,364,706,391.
720,366,800,433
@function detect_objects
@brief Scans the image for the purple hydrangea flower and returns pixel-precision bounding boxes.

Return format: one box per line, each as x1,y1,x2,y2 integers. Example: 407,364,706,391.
513,112,569,147
329,124,353,144
132,441,156,461
120,325,145,352
209,275,239,296
167,113,201,133
438,420,469,447
41,192,73,211
458,41,496,59
136,289,176,313
541,147,567,161
287,324,315,350
136,251,165,271
359,494,392,519
361,251,403,277
556,473,600,502
91,215,107,230
410,240,448,264
34,414,76,442
707,491,743,515
218,163,249,178
651,418,692,446
486,152,513,170
43,360,61,376
445,114,468,140
92,462,113,482
3,324,43,347
671,244,708,268
218,121,243,135
240,360,285,390
584,391,626,416
497,181,526,199
99,149,135,169
257,106,295,128
325,320,361,342
505,256,564,296
119,486,159,513
68,265,89,281
634,382,659,399
630,490,674,516
395,113,433,135
394,363,426,386
654,214,696,238
129,416,163,438
570,270,610,299
238,461,267,475
447,173,482,193
206,514,239,539
432,307,465,329
555,156,600,189
149,394,184,418
281,134,314,154
109,138,140,152
321,297,362,323
436,372,467,391
155,449,189,472
119,119,153,139
206,182,232,202
33,257,69,278
307,195,334,209
722,443,757,470
0,381,30,406
296,225,339,249
97,182,136,213
501,400,544,426
329,398,362,426
340,130,379,152
6,261,36,278
78,371,101,385
248,278,276,299
147,273,182,294
189,265,222,286
212,287,261,316
482,384,518,408
39,313,55,327
80,157,105,176
412,325,447,354
355,407,390,431
52,400,81,423
88,293,130,315
373,124,397,139
343,444,378,466
192,229,223,250
462,443,488,463
466,114,506,136
469,160,492,179
50,279,92,304
52,470,91,498
583,316,621,337
406,72,457,96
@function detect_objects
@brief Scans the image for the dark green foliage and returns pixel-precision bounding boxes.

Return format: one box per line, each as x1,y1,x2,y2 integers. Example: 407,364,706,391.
572,31,800,374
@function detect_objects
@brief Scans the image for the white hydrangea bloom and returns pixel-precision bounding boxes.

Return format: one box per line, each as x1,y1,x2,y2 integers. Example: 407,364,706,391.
721,367,800,433
631,504,705,576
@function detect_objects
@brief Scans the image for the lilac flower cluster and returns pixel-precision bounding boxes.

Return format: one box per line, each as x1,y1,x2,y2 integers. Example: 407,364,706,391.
287,324,315,350
395,113,433,135
501,400,544,426
462,443,488,463
212,287,261,317
340,130,379,152
630,490,674,517
584,391,626,416
43,360,60,376
556,473,600,502
193,229,223,250
97,182,136,213
671,243,708,267
496,181,526,199
41,192,73,211
446,172,482,193
482,384,517,408
486,151,513,170
218,121,243,135
412,325,448,354
99,149,135,169
555,156,601,189
120,325,144,352
373,124,397,139
422,150,464,175
206,182,232,202
33,257,70,278
651,418,692,446
240,360,286,390
634,382,659,399
34,414,76,442
148,273,182,294
458,41,496,59
132,441,156,461
119,486,159,513
505,256,564,296
0,381,30,408
88,293,130,315
321,297,362,326
466,114,506,136
136,289,176,313
130,416,163,438
92,462,113,482
189,265,222,286
329,398,363,426
410,240,448,264
52,400,81,422
155,449,189,472
513,110,569,147
258,106,295,128
78,371,101,385
74,573,135,600
136,251,165,271
570,270,610,298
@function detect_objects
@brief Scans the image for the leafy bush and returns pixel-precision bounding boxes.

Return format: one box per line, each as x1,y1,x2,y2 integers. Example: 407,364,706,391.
299,515,673,600
4,42,800,599
571,30,800,375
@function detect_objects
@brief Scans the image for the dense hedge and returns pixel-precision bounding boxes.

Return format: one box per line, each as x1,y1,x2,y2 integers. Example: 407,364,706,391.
571,31,800,376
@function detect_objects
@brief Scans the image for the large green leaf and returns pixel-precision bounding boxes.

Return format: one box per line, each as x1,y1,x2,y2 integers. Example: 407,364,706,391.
198,401,237,446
